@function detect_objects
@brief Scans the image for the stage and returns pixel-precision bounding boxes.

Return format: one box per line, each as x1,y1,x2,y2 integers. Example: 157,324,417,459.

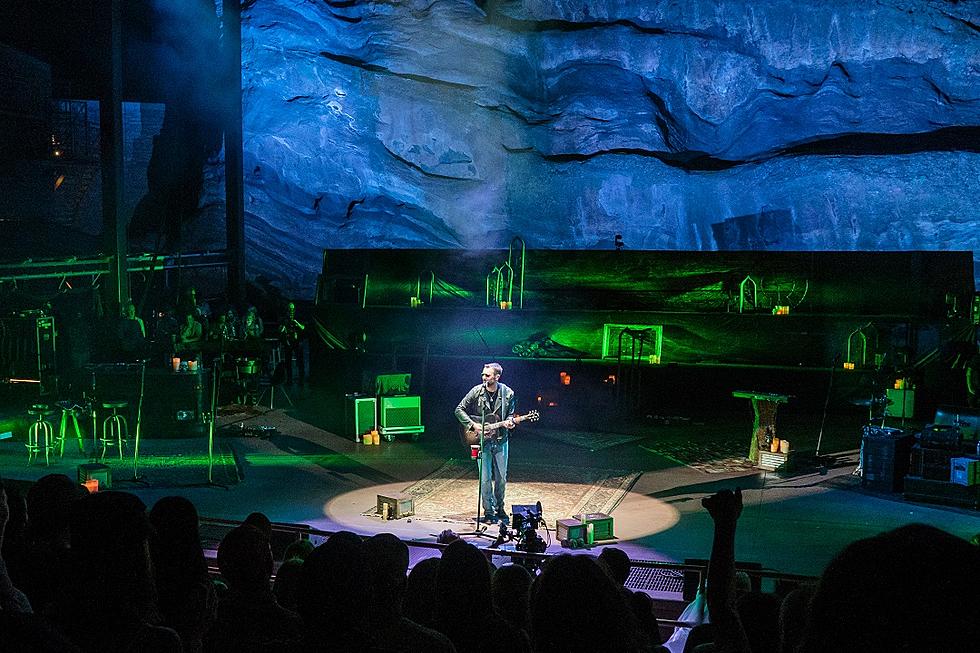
2,380,978,598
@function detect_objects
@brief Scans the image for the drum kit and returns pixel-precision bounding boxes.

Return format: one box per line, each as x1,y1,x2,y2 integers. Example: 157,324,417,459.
850,391,893,425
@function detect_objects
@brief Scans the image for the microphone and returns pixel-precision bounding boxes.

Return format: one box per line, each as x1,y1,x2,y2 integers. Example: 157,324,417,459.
536,500,542,517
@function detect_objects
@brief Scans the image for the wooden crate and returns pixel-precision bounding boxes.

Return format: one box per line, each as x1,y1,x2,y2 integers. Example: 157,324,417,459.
376,492,414,519
558,514,615,542
758,451,790,471
556,519,588,542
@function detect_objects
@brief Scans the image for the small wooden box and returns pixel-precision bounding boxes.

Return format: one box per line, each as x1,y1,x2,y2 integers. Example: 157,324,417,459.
556,519,588,542
557,513,615,542
758,451,790,471
77,463,111,489
376,492,414,519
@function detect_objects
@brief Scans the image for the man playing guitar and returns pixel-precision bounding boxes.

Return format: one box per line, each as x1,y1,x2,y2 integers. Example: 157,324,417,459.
279,302,306,384
454,362,517,526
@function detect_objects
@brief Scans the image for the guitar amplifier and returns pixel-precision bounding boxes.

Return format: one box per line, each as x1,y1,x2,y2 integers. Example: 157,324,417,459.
379,395,424,440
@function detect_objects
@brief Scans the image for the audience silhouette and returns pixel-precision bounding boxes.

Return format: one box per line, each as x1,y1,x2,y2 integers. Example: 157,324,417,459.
599,547,665,648
362,533,455,652
529,553,643,652
491,562,533,633
58,491,181,651
2,479,977,653
149,496,216,653
208,523,302,652
799,523,980,653
436,539,530,652
403,556,441,631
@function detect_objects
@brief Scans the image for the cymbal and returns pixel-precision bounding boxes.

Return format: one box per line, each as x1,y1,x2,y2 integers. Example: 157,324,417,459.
849,396,893,407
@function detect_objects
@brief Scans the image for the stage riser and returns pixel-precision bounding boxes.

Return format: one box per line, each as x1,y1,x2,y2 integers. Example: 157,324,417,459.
316,306,946,372
319,249,973,317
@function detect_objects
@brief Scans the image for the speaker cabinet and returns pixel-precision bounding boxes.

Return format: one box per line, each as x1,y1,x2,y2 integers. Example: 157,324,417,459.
379,395,424,440
862,429,914,492
345,395,376,439
0,316,58,396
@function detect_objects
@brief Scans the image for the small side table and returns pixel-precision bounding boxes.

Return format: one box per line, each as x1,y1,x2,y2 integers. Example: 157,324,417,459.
732,390,790,463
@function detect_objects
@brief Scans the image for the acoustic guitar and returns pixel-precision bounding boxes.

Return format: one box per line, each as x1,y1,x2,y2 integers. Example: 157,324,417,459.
462,410,539,446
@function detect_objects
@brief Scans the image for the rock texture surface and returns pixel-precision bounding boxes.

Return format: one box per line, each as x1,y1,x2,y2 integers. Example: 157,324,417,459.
240,0,980,296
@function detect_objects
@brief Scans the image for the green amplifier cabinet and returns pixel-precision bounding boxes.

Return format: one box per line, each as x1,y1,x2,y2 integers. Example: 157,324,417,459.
379,395,425,441
582,512,615,541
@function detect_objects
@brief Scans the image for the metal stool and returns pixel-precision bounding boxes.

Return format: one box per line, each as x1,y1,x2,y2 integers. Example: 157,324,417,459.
56,402,87,457
27,404,55,465
100,400,129,461
236,358,261,405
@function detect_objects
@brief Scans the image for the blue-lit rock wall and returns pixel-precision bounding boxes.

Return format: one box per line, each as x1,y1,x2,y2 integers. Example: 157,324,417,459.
240,1,980,297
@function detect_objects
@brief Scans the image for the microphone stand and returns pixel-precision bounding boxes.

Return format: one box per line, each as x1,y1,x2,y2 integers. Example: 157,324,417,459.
814,354,840,475
131,360,147,481
461,386,493,539
814,357,837,459
87,370,98,460
206,356,227,488
118,360,148,485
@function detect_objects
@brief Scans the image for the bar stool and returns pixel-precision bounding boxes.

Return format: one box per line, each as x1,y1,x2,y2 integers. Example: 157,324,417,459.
26,404,55,465
56,401,86,457
100,400,129,461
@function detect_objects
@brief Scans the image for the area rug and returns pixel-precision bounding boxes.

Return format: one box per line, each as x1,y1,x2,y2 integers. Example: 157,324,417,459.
364,459,641,526
534,427,644,452
641,436,758,474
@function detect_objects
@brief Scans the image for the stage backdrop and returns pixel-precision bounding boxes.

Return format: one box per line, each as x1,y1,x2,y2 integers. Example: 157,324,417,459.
236,0,980,297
